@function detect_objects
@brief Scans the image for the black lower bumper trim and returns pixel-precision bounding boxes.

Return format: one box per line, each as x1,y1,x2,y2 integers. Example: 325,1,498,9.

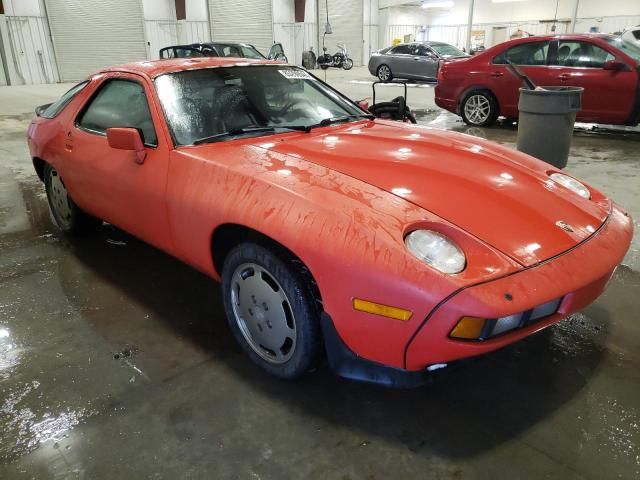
320,312,428,388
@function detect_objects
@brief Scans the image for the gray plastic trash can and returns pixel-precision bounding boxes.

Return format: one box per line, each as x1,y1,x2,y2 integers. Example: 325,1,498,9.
516,86,583,169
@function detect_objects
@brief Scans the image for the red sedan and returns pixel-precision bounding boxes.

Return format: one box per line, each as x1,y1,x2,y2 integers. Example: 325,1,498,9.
27,58,632,386
436,34,640,126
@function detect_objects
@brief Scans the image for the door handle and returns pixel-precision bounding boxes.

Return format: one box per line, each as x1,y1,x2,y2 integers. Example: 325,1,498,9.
65,131,74,151
490,71,504,78
557,73,570,81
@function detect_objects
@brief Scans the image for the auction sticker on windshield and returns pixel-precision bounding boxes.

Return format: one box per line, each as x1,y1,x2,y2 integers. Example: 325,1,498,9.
278,69,314,80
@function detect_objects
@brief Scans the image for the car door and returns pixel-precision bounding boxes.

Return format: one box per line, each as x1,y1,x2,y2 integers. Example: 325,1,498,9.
488,40,553,117
407,44,438,80
387,44,413,77
546,39,636,123
64,73,174,251
268,43,287,61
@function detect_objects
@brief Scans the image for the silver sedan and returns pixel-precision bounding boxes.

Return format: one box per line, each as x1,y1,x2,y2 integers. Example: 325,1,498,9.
368,41,468,82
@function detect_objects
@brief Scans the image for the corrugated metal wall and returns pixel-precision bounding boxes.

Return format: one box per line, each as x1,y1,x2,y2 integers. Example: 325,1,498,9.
45,0,147,82
208,0,273,55
144,20,210,59
318,0,363,66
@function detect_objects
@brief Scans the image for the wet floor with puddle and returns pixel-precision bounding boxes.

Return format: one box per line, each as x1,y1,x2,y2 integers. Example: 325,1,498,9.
0,97,639,479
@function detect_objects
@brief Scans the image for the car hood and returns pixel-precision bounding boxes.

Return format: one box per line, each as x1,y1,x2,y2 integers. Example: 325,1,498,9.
260,121,610,267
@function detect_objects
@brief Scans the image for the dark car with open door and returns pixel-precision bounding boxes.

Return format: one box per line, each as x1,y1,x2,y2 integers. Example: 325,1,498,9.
160,42,287,63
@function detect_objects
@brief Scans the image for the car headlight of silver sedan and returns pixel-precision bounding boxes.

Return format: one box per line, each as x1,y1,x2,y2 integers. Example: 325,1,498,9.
405,230,466,274
549,173,591,199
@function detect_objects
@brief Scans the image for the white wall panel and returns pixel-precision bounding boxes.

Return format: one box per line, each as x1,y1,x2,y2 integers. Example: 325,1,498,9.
45,0,147,82
318,0,364,66
145,19,211,59
208,0,273,55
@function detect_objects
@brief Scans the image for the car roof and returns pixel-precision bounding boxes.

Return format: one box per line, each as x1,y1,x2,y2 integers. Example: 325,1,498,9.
97,57,280,79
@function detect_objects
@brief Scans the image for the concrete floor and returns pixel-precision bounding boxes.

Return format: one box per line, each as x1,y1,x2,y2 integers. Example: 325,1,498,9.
0,68,639,479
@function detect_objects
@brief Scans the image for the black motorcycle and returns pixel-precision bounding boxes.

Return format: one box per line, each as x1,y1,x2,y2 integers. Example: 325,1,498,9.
317,43,353,70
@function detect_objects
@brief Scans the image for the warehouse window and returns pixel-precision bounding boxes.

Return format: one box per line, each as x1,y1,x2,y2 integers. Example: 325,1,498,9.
493,41,549,66
78,79,157,146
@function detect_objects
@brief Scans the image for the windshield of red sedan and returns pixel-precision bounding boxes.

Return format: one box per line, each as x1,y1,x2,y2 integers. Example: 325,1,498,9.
603,37,640,62
155,66,363,145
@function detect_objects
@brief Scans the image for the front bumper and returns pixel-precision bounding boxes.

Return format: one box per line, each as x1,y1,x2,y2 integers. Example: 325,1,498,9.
404,206,633,371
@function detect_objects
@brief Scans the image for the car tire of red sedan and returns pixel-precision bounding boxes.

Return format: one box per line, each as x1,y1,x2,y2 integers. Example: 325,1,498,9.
221,242,321,380
460,90,499,127
44,164,101,234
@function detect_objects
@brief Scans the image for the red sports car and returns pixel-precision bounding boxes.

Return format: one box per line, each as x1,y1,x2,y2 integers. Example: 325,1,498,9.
435,33,640,127
27,58,632,386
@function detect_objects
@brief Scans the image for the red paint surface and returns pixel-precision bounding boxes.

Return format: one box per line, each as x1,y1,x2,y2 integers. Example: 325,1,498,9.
436,34,640,125
28,58,633,371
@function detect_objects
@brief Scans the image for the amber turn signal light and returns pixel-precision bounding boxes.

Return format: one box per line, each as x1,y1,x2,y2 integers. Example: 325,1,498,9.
450,316,486,339
353,298,413,321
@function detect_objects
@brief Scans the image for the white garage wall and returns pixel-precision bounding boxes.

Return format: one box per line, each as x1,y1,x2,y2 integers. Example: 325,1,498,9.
319,0,364,66
0,1,59,85
45,0,147,82
380,0,640,51
143,0,211,60
273,0,318,65
208,0,274,54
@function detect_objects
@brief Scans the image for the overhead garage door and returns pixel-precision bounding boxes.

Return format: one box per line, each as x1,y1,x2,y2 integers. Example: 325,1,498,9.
45,0,146,82
319,0,363,66
208,0,273,56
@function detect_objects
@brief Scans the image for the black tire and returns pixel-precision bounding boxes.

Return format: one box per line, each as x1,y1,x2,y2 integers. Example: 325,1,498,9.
221,242,321,379
460,90,499,127
376,64,392,82
320,64,329,70
44,164,101,234
342,58,353,70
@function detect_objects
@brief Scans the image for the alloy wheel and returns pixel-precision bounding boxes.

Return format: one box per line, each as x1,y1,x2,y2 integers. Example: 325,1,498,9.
378,65,391,81
230,262,297,364
464,94,491,125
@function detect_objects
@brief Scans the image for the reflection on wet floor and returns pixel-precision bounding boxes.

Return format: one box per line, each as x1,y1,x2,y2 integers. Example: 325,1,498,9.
0,111,639,479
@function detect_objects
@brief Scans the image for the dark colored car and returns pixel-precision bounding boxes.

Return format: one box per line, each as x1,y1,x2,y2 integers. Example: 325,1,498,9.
160,42,287,62
368,41,468,82
435,33,640,126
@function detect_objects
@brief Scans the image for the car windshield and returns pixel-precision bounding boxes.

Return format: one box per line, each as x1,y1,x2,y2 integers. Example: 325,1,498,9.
155,65,366,145
430,43,467,58
603,36,640,62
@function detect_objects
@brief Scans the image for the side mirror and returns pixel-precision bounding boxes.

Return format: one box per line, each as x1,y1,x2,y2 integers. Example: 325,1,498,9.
603,60,628,71
106,127,147,164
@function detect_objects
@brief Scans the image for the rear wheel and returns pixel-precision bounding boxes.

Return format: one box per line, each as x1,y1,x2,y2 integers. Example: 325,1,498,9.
377,64,392,82
44,164,101,234
221,242,321,379
320,64,329,70
460,90,499,127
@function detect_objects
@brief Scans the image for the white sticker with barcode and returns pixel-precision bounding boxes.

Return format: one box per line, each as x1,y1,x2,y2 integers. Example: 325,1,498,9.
278,69,313,80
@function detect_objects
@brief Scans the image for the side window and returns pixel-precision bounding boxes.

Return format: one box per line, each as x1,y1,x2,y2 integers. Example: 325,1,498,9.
77,79,157,146
413,45,431,56
390,45,411,55
494,41,549,65
160,48,175,59
41,81,88,118
174,48,204,58
552,41,615,68
222,45,242,57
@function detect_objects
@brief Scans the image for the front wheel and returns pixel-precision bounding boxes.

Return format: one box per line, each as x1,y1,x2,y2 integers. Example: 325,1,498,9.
460,90,499,127
44,164,101,234
221,243,321,379
342,58,353,70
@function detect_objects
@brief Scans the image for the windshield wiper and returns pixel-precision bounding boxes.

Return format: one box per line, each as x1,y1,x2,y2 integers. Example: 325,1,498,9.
309,114,375,130
193,126,309,145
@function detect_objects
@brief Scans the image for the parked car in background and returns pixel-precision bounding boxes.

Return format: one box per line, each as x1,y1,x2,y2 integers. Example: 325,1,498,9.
368,41,469,82
435,34,640,126
621,26,640,46
160,42,287,62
